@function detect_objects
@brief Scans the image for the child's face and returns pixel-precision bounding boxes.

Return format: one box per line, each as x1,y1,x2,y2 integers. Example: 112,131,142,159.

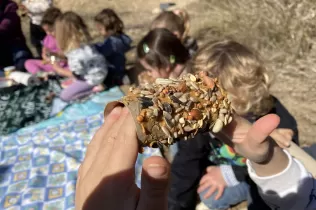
95,23,107,37
42,24,55,36
140,59,170,79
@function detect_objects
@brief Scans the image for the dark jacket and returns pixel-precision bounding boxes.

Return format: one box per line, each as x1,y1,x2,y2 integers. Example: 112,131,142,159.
0,0,26,45
168,96,299,210
94,33,132,74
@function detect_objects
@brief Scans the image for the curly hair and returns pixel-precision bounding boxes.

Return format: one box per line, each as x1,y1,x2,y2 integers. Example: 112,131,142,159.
192,40,273,116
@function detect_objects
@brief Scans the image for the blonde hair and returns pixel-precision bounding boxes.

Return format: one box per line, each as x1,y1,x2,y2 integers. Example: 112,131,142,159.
150,9,190,41
55,12,91,53
192,40,273,116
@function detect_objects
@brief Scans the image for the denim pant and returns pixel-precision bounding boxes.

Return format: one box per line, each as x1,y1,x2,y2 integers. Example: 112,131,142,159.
199,182,249,210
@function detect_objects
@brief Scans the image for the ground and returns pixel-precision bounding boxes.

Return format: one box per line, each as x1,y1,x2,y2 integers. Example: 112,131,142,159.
20,0,316,209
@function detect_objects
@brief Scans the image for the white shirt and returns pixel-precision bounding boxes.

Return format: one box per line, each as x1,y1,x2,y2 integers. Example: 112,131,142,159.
247,150,316,210
22,0,52,25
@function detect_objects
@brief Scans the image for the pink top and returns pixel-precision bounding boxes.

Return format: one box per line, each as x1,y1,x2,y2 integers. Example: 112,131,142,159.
43,35,59,53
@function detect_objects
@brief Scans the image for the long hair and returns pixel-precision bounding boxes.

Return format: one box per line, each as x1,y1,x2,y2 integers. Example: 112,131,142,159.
55,11,91,53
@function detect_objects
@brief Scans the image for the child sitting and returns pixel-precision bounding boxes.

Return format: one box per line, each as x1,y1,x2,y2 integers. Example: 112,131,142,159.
25,7,64,74
224,114,316,210
151,9,198,56
137,28,190,84
168,40,299,210
94,8,132,88
54,11,108,102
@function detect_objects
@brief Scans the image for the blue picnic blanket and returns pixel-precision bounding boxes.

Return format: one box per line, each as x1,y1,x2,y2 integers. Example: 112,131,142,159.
0,87,161,210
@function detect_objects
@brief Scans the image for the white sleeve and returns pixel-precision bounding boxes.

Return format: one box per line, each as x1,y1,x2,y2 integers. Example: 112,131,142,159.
247,150,316,210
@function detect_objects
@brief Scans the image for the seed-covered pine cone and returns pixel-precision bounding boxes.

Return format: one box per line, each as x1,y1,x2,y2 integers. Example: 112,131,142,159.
104,71,233,148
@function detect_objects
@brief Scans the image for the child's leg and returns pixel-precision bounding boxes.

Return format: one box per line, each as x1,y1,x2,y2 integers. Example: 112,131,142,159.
60,80,94,102
25,59,54,74
199,182,249,209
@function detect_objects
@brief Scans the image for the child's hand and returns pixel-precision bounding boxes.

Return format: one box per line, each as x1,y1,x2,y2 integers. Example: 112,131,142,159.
218,114,280,164
197,166,226,200
271,128,294,148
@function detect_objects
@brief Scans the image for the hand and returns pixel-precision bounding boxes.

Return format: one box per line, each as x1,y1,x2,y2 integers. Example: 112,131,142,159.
197,166,226,200
218,114,290,176
76,107,170,210
271,128,294,148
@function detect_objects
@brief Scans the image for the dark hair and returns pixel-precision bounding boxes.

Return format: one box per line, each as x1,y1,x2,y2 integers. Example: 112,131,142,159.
41,7,62,28
94,8,124,35
137,28,190,70
151,10,189,40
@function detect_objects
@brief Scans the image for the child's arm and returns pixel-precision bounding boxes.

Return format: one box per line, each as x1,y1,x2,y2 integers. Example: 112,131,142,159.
222,114,316,209
42,47,49,61
52,63,73,78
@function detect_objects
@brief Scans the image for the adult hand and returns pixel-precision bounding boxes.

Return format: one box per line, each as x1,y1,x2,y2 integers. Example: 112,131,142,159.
197,166,226,200
76,107,170,210
219,114,281,163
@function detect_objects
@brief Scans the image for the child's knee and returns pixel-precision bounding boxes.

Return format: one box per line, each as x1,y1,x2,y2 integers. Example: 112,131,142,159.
25,60,38,74
60,90,72,102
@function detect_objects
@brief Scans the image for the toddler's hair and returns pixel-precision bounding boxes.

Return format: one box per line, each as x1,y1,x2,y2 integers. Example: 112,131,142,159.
94,8,124,35
192,40,273,116
41,7,62,28
137,28,189,70
151,9,190,41
55,11,91,52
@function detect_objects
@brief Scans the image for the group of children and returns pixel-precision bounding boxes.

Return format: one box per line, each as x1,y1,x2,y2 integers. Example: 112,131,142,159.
19,5,132,101
1,1,315,209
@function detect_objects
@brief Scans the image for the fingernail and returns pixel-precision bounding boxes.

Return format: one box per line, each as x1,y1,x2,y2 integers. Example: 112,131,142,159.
147,164,167,178
111,106,122,116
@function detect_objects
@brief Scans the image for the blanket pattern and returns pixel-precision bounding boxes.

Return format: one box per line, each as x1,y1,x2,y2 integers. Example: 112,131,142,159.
0,113,161,210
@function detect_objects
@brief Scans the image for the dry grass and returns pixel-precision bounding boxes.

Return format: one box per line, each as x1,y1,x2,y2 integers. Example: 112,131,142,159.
20,0,316,209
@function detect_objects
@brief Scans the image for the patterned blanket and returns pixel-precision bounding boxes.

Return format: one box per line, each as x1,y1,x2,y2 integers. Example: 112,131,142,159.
0,87,161,210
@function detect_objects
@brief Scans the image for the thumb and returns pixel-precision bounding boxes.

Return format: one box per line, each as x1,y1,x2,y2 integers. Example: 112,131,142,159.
137,156,170,210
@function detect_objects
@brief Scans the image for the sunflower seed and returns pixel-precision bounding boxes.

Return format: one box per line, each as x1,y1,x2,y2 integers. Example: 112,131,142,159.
179,97,188,104
161,125,171,137
174,92,183,98
211,107,217,113
163,111,172,120
178,124,184,134
141,90,152,95
224,114,228,125
173,132,178,139
223,100,229,108
228,116,233,124
175,107,184,113
163,103,173,114
179,117,186,124
156,78,174,85
187,101,194,110
161,139,167,144
168,137,174,144
212,119,223,133
210,96,217,102
184,125,195,132
170,95,184,105
190,81,199,90
189,74,197,82
204,95,210,100
174,114,180,122
189,96,199,103
219,108,228,114
219,113,225,122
